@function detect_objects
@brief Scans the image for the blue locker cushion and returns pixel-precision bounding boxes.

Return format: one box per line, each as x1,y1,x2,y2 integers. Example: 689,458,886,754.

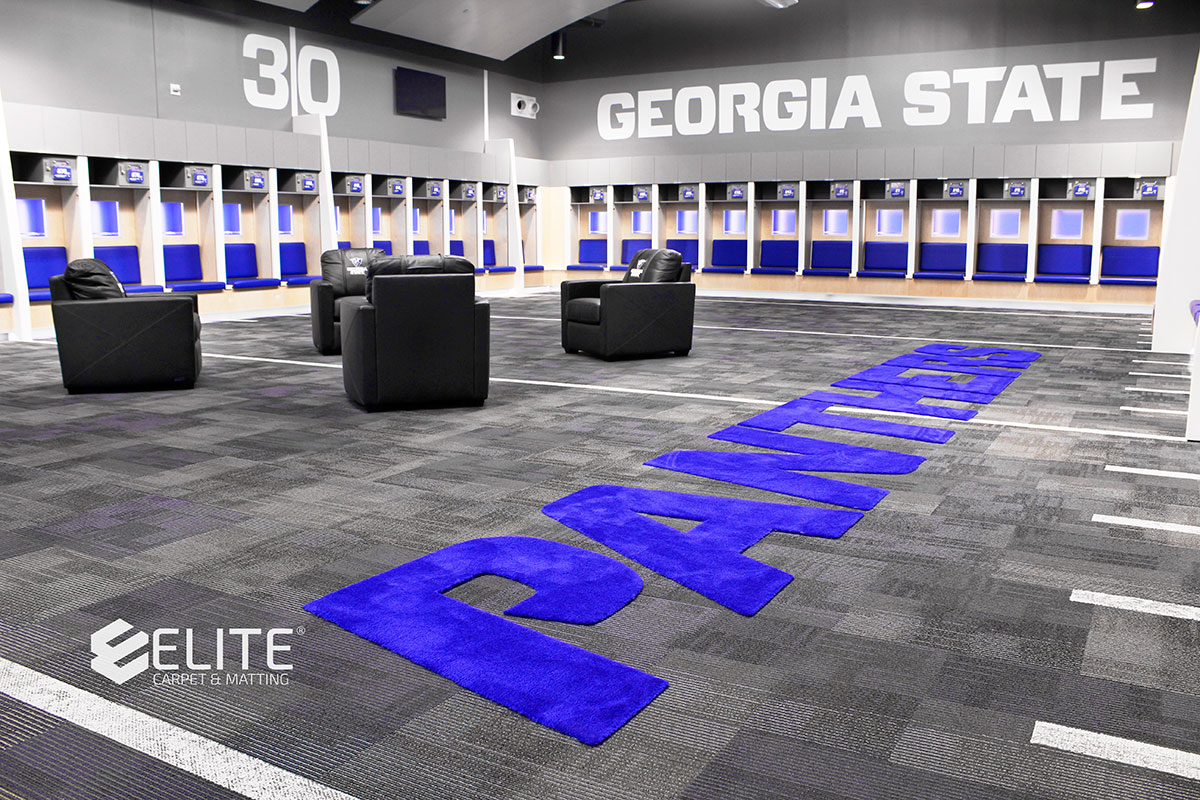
710,239,747,268
863,242,909,273
373,240,393,255
918,243,967,273
164,244,204,282
489,266,516,274
913,272,966,280
1033,275,1090,284
93,245,142,285
29,290,51,302
124,284,165,293
665,238,699,267
483,239,496,267
338,241,351,250
1100,246,1159,278
230,278,281,289
759,240,799,271
412,240,431,255
280,242,309,277
1036,244,1092,278
449,240,465,257
973,273,1027,282
568,265,605,271
859,270,907,278
0,293,12,304
286,276,320,286
810,241,852,271
23,246,69,290
620,239,652,264
170,281,225,292
1099,277,1157,286
576,239,607,265
226,243,281,289
524,265,545,272
751,267,800,275
976,243,1028,274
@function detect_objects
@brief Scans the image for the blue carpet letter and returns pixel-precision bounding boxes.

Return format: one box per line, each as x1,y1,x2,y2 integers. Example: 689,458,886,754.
542,485,862,616
304,536,667,745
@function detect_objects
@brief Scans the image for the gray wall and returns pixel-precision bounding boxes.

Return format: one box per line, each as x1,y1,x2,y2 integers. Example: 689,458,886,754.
539,35,1200,162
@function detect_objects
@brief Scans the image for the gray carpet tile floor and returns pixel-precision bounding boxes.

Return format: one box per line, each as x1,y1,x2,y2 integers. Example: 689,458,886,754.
0,294,1197,799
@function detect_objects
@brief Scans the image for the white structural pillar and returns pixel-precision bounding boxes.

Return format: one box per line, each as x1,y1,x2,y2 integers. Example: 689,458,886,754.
1155,49,1200,355
294,114,336,253
0,86,32,340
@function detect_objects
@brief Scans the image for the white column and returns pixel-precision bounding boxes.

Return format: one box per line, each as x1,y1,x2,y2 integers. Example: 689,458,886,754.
698,182,709,271
266,167,282,281
1155,48,1200,354
70,156,94,260
906,179,918,278
0,87,32,340
211,164,226,283
965,179,979,280
850,180,862,276
798,181,808,273
606,184,615,269
146,161,167,287
1090,178,1104,284
651,183,661,249
747,181,757,273
1026,179,1040,282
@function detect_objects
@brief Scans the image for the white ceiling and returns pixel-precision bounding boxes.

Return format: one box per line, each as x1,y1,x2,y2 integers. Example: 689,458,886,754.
351,0,621,61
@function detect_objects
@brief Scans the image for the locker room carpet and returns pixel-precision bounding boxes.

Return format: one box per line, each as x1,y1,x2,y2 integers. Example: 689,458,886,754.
0,295,1198,799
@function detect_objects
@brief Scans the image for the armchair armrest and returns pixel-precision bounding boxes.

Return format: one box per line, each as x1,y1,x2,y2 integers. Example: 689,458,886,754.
341,300,377,407
561,279,620,302
50,296,200,392
311,280,337,354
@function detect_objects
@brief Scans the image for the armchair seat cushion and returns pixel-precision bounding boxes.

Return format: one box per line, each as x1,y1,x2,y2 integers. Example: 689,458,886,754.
565,297,602,324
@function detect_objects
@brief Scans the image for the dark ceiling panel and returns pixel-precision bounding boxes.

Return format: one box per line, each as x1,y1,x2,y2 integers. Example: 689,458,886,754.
251,0,319,10
351,0,621,61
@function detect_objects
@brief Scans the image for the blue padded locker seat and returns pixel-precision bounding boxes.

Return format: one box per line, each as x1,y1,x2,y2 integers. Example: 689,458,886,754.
483,239,497,267
338,241,351,250
914,242,967,280
412,240,431,255
0,294,12,304
620,238,652,265
1100,246,1159,285
569,239,607,270
974,243,1029,282
24,246,69,301
373,240,393,255
226,243,280,289
861,242,909,278
281,242,318,286
1035,244,1092,283
449,240,465,257
523,265,544,272
164,244,225,292
804,241,852,276
752,240,800,275
707,239,747,273
666,238,699,268
93,245,162,292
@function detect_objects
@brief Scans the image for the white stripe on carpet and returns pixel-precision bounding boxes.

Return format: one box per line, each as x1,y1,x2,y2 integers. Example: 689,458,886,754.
1070,589,1200,622
1030,721,1200,780
0,657,359,800
1104,465,1200,481
1093,514,1200,536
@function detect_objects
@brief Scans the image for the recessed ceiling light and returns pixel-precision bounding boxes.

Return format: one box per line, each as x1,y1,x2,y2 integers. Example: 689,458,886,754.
1136,0,1155,8
758,0,800,8
552,31,565,61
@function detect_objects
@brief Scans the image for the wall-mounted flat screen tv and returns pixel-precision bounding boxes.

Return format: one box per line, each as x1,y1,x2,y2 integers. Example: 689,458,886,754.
394,66,447,120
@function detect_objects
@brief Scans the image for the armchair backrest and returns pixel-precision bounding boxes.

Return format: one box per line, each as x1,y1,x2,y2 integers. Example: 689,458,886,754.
320,248,385,298
371,274,482,401
365,254,474,302
622,248,687,283
53,259,127,301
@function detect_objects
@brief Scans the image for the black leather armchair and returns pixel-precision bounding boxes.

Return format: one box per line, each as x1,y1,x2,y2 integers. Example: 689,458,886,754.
311,248,385,355
49,272,201,393
561,248,695,360
342,268,488,409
